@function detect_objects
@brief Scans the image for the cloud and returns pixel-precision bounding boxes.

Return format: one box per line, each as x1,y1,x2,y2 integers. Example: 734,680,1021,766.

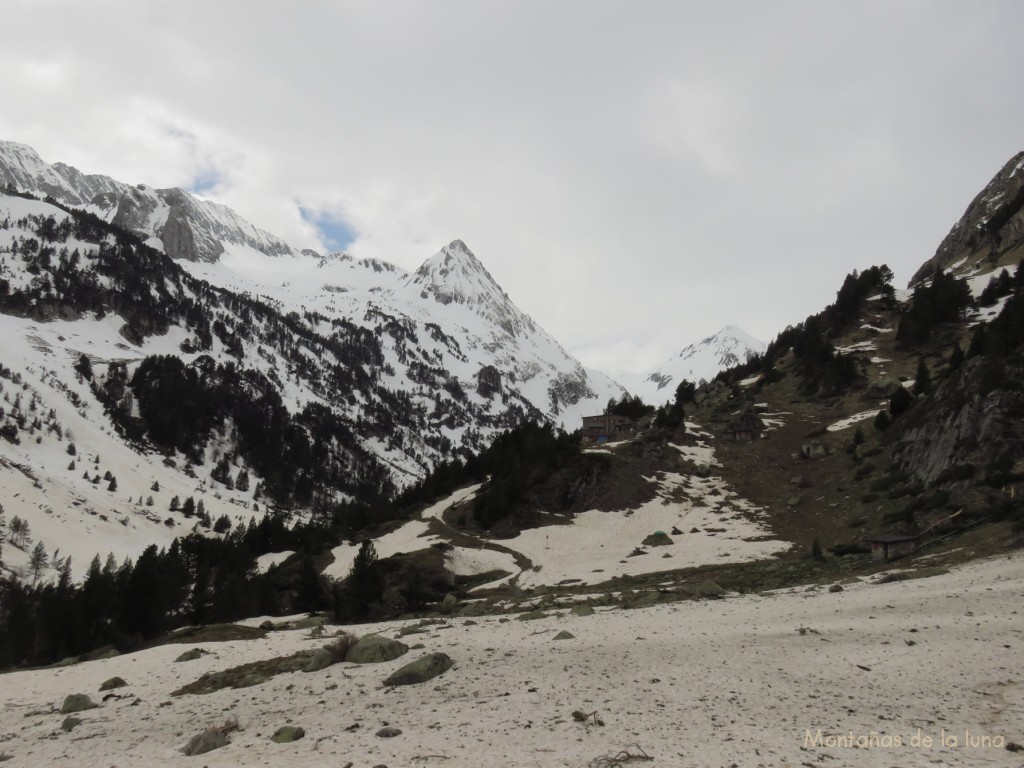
2,0,1023,374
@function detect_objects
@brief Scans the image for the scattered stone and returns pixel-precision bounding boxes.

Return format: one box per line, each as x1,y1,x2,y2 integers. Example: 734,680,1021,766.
516,610,547,621
271,725,305,743
459,601,490,617
670,526,683,535
553,630,575,641
376,726,402,738
174,648,207,663
181,727,229,756
383,653,453,687
292,616,325,631
829,584,844,593
690,527,701,534
694,463,711,478
786,496,801,507
99,676,127,692
679,580,726,599
60,694,97,714
61,716,82,732
345,635,409,665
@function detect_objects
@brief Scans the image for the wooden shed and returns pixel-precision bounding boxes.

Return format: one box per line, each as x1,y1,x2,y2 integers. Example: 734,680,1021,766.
862,534,918,562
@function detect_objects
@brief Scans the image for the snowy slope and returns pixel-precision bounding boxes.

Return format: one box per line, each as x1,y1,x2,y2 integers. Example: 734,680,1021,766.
178,238,624,432
0,191,624,579
618,325,766,405
0,142,624,431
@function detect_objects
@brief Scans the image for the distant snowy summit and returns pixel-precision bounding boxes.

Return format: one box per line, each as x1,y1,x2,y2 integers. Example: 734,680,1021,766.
620,325,766,405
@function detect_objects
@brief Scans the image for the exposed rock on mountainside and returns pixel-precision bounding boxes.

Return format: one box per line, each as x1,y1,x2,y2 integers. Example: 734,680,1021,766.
911,151,1024,284
0,141,296,263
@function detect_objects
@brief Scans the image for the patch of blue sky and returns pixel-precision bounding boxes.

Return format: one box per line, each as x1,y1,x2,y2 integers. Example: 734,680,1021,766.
188,169,222,196
300,206,357,252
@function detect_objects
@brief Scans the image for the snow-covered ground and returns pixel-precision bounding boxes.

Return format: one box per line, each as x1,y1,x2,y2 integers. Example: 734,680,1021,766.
307,440,787,591
1,551,1020,767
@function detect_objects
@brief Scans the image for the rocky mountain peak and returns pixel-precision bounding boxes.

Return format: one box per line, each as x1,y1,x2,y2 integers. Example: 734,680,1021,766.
401,240,536,338
911,151,1024,285
0,140,296,263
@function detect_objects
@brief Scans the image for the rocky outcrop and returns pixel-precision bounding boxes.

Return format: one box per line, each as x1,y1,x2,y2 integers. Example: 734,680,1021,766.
181,728,229,756
911,151,1024,285
382,652,453,686
892,358,1024,486
345,635,409,665
270,726,305,743
60,694,97,714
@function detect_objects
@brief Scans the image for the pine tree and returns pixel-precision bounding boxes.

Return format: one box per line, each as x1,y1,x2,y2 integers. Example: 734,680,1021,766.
107,476,117,492
169,495,180,511
346,540,383,619
182,497,196,517
29,541,48,585
914,358,932,396
948,342,964,372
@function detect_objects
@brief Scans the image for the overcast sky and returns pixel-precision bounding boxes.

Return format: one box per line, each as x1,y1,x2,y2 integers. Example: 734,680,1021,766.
3,1,1023,374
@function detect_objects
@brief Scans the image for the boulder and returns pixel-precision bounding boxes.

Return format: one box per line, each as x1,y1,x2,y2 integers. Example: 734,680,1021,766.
376,726,402,738
99,676,127,692
553,630,575,641
259,620,274,631
439,593,458,615
174,648,206,663
60,694,97,714
61,716,82,732
345,635,409,665
641,531,673,547
302,648,335,673
383,653,453,687
271,725,305,743
181,727,229,756
516,610,547,621
869,377,902,397
570,605,594,617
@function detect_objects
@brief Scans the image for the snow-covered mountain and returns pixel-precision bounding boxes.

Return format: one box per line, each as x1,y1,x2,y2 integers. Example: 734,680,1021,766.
0,140,296,262
618,325,766,405
0,144,625,577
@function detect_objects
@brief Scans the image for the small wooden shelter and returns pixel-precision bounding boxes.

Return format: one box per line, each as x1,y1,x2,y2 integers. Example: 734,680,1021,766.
862,534,918,562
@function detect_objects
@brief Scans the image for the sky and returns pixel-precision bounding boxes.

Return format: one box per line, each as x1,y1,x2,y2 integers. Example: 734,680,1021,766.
2,0,1023,374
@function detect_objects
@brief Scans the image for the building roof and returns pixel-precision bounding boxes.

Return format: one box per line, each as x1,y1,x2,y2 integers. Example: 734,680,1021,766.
862,535,918,544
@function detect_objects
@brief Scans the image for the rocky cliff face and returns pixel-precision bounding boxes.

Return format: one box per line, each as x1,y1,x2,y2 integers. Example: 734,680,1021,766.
911,152,1024,286
0,141,297,263
892,358,1024,485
